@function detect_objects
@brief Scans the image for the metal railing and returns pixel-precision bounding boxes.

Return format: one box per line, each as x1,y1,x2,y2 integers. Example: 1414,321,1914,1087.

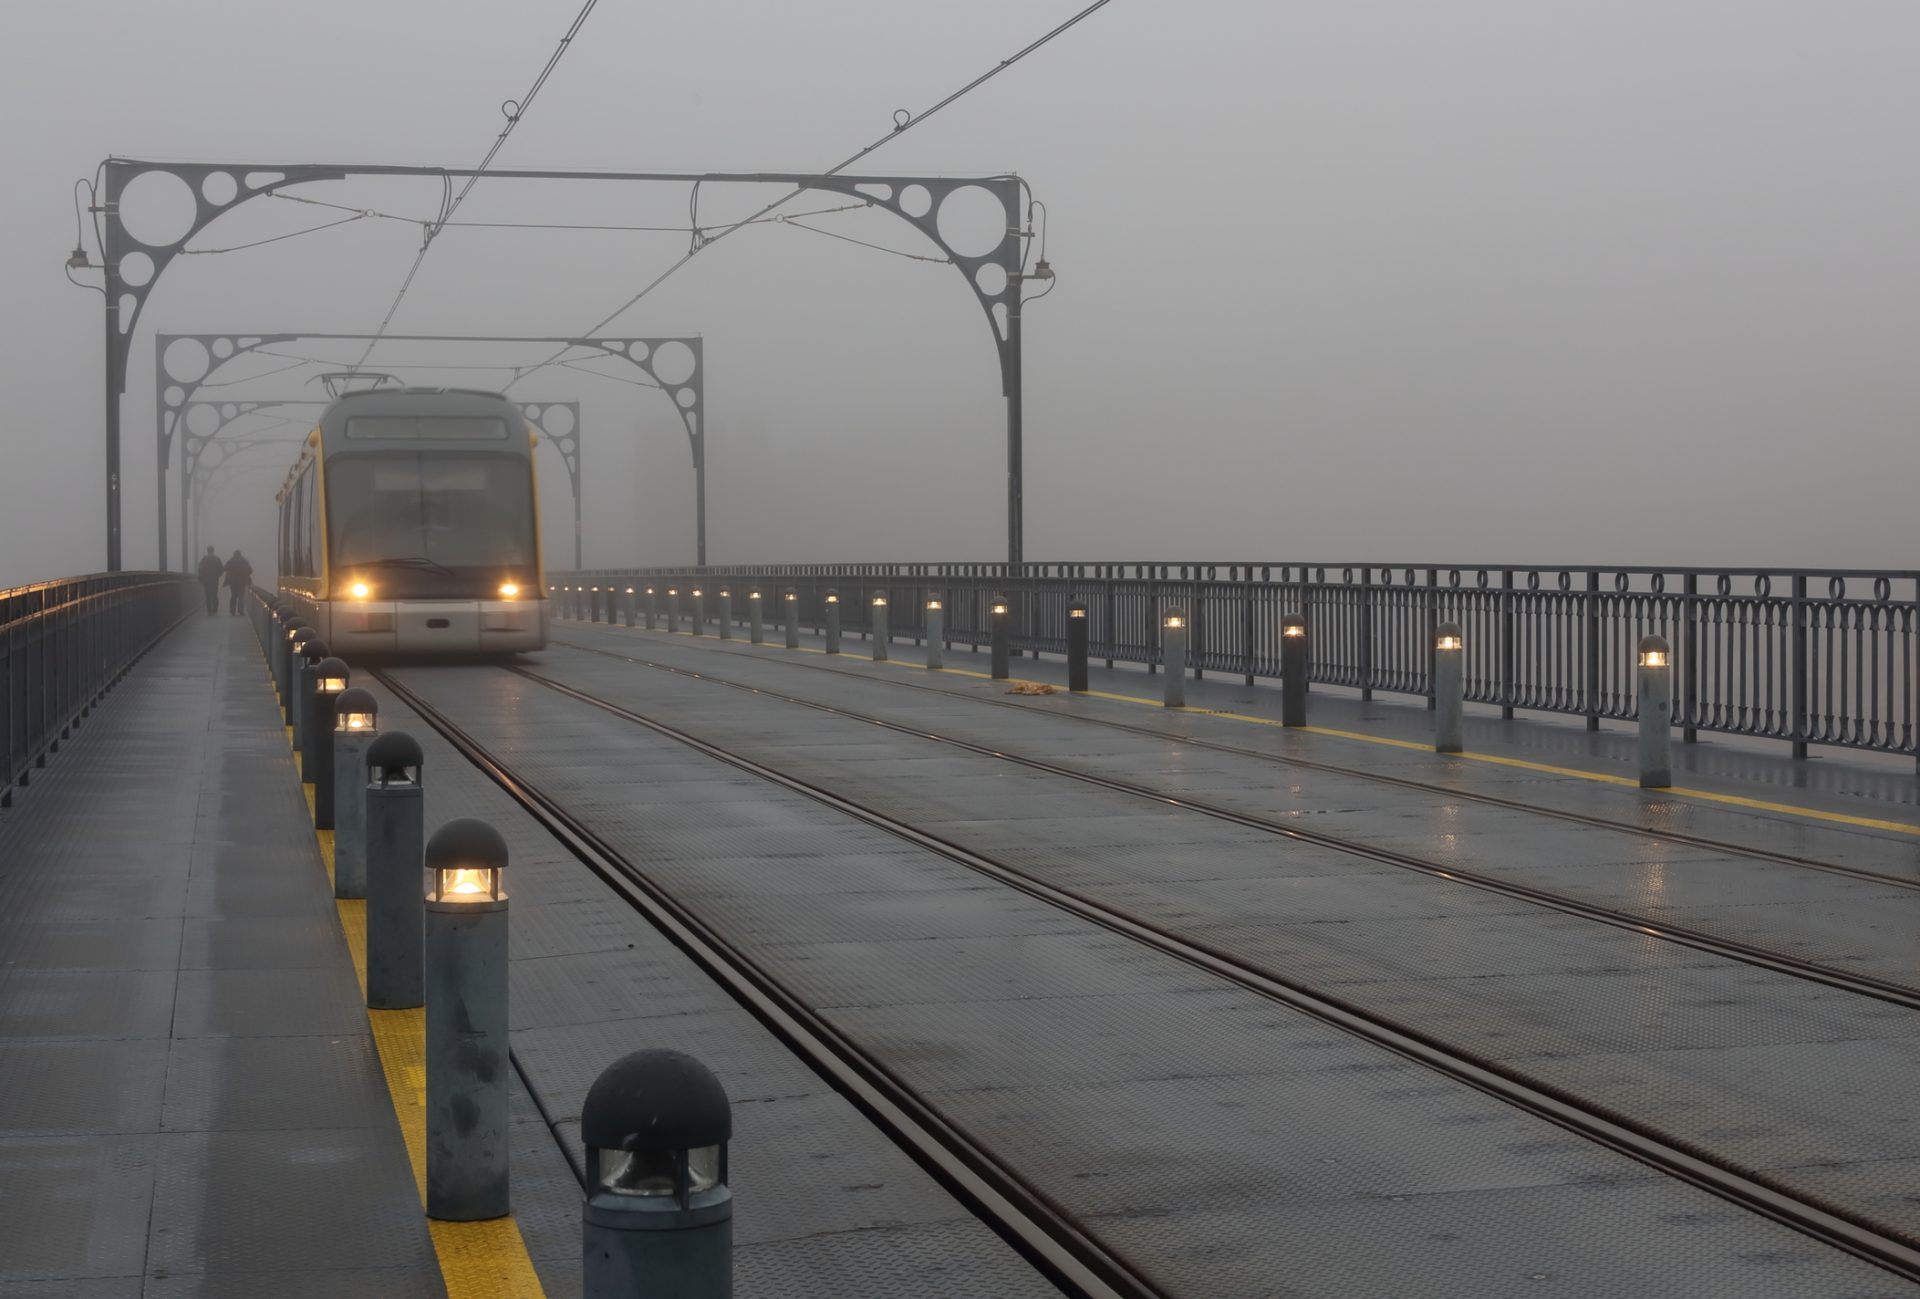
1,573,198,804
552,562,1920,766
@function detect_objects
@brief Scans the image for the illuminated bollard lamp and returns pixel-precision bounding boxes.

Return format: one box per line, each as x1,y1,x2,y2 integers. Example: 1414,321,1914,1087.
1161,610,1188,708
1066,601,1089,691
666,587,680,634
273,615,299,715
925,596,945,671
716,588,733,640
1281,614,1309,727
783,589,800,649
690,587,706,637
330,687,379,898
282,624,313,730
307,657,350,830
870,593,889,661
747,589,764,644
823,590,842,654
644,586,658,631
989,594,1011,680
582,1048,733,1298
623,586,637,628
1433,622,1465,754
365,731,426,1010
1637,634,1673,789
293,635,330,761
424,818,511,1221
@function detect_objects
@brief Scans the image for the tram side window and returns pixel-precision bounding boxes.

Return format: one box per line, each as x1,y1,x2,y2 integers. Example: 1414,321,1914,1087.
298,468,317,577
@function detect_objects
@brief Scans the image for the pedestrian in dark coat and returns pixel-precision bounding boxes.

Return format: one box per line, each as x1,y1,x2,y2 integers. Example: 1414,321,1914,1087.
196,546,223,615
223,550,254,616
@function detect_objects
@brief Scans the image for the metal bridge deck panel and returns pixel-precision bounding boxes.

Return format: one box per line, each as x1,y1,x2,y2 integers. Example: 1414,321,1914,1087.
0,619,441,1297
368,675,1060,1296
385,659,1920,1295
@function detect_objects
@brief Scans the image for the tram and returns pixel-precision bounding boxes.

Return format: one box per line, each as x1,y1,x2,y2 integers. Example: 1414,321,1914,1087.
275,388,548,654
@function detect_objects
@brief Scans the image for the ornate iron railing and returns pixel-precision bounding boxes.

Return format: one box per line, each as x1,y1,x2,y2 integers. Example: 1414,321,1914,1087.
550,563,1920,764
1,573,198,805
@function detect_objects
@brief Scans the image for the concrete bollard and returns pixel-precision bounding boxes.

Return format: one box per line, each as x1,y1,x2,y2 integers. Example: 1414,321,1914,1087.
871,593,889,661
622,587,637,628
330,688,378,898
824,590,842,654
277,621,305,723
1434,622,1464,753
644,586,658,631
308,658,350,830
989,594,1011,680
1638,634,1673,788
691,588,706,637
1067,601,1089,691
1281,614,1309,727
748,590,765,644
293,636,329,763
717,589,733,640
1162,610,1188,708
784,590,800,649
925,597,945,671
366,732,426,1010
666,587,681,634
581,1049,733,1298
425,818,511,1221
284,625,314,731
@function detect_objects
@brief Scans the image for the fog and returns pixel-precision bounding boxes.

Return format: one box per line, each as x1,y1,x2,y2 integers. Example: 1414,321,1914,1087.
3,0,1917,589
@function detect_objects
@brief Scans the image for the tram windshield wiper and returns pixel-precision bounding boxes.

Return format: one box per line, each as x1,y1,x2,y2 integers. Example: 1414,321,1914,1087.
362,556,459,577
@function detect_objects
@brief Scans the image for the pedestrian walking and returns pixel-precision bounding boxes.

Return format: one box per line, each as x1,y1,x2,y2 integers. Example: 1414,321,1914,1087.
196,546,223,616
223,549,254,616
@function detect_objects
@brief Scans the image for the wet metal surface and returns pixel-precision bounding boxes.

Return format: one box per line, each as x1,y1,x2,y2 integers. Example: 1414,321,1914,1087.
387,651,1920,1297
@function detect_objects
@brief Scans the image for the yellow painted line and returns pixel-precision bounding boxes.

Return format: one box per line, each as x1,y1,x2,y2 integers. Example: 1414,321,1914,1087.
292,733,547,1296
601,620,1920,838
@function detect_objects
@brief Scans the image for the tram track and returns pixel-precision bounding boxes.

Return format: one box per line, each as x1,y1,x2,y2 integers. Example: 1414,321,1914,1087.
545,637,1920,1011
377,660,1920,1287
553,628,1920,893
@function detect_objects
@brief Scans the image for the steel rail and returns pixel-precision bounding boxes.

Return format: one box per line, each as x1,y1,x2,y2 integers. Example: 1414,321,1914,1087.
368,667,1159,1299
552,630,1920,891
538,640,1920,1009
468,660,1920,1284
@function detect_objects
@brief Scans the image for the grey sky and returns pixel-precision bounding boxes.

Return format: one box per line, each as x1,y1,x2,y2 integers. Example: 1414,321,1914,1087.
3,0,1916,587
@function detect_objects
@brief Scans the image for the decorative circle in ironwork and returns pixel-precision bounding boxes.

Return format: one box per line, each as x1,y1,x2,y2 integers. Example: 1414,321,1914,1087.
625,341,650,361
974,262,1008,298
119,251,155,288
523,404,542,421
220,403,237,419
118,169,197,247
1874,577,1892,602
676,386,697,408
162,336,211,384
1404,568,1415,585
1557,571,1572,591
1476,570,1489,589
1715,575,1732,596
898,184,933,218
1342,567,1353,584
1613,572,1629,593
1754,575,1772,597
211,337,234,359
558,436,576,452
1828,576,1846,600
1650,573,1665,594
201,171,238,206
163,385,185,407
1527,570,1540,590
935,185,1007,258
650,340,697,385
1448,569,1461,589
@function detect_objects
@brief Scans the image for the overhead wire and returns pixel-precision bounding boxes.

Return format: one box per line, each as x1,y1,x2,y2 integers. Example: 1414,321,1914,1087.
346,0,602,374
181,213,369,255
505,0,1112,391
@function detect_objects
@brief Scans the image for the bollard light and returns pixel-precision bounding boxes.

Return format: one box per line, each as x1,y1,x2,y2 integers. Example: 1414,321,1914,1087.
1433,621,1464,753
1162,609,1189,708
365,731,425,1010
871,592,889,661
581,1048,734,1295
925,596,946,671
691,587,706,638
622,586,636,628
644,585,658,631
784,588,801,649
989,593,1011,680
717,589,733,640
424,817,511,1221
824,589,842,654
747,589,764,644
1281,613,1309,726
666,586,680,633
310,657,350,831
1067,600,1088,691
331,687,378,899
293,636,330,766
1637,633,1673,788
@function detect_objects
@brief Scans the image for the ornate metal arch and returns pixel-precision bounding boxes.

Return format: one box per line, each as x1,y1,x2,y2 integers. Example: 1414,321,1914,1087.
156,331,694,568
91,158,1029,571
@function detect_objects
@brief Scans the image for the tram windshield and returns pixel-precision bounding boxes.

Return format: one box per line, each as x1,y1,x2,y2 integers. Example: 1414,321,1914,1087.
327,452,535,596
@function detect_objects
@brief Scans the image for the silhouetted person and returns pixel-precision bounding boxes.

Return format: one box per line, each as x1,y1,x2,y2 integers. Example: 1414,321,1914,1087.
196,546,223,615
223,550,253,616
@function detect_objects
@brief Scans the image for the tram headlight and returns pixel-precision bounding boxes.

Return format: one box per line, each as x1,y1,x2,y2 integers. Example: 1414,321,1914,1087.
349,581,370,601
499,582,520,599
